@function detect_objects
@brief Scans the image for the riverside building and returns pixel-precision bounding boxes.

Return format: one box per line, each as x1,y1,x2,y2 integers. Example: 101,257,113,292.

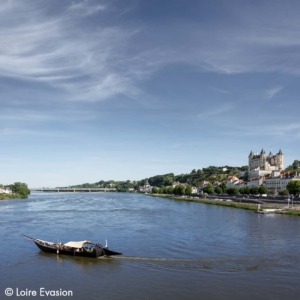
248,149,284,179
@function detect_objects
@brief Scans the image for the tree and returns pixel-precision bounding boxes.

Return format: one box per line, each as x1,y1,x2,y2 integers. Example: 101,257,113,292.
219,182,227,193
269,189,275,195
202,183,214,195
167,186,174,194
159,186,166,194
9,182,30,198
258,186,268,195
227,187,239,195
185,185,192,195
286,180,300,195
239,187,245,194
279,189,289,196
177,185,186,195
285,160,300,172
250,186,259,195
152,187,158,194
244,186,251,194
214,186,222,194
240,166,249,171
292,160,299,170
173,186,179,195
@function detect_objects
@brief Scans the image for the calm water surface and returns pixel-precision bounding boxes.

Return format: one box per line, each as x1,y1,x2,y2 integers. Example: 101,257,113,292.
0,193,299,299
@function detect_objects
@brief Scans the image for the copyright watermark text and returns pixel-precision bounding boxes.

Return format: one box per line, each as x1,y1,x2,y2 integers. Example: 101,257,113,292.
4,288,73,297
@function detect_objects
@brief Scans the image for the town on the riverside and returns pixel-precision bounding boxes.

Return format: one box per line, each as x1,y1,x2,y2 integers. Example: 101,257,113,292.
138,149,300,197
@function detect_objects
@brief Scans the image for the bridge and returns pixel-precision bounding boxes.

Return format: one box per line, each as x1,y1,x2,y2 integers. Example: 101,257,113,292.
30,188,117,193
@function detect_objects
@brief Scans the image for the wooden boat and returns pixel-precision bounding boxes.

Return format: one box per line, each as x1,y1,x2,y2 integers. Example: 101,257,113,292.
21,234,122,258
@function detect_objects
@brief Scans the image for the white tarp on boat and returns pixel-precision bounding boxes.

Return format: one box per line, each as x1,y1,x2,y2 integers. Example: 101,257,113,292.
63,240,92,248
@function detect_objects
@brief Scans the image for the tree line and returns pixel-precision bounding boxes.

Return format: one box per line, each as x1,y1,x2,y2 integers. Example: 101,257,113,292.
151,180,300,196
66,160,300,194
0,182,30,199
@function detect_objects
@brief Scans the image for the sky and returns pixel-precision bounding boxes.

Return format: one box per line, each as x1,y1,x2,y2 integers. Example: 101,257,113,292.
1,0,300,187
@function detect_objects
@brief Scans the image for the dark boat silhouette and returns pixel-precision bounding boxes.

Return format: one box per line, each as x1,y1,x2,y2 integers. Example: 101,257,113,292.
21,234,122,258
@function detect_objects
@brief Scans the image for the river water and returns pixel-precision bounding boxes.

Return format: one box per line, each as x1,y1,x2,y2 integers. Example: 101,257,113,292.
0,192,299,299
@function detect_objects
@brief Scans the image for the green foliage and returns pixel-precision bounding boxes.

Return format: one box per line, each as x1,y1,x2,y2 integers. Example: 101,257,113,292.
244,186,251,194
269,189,275,195
258,186,268,195
148,174,175,187
178,185,186,195
167,186,174,194
250,186,259,195
219,182,227,193
152,187,158,194
286,180,300,195
8,182,30,198
239,187,245,194
285,160,300,172
159,186,166,194
68,164,248,193
174,185,185,195
240,166,249,171
227,187,239,195
279,189,289,196
185,185,192,195
202,183,214,195
214,186,222,194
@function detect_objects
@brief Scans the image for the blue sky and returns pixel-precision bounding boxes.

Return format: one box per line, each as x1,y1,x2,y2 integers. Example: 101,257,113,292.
1,0,300,187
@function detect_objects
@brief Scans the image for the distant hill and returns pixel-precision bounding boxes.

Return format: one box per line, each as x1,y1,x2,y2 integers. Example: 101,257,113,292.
64,165,248,191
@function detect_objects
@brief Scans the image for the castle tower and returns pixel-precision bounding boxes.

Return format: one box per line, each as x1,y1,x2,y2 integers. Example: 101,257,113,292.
248,151,253,169
276,149,284,170
260,148,266,169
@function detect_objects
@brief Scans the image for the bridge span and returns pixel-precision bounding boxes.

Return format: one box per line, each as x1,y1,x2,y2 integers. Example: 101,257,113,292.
30,188,116,192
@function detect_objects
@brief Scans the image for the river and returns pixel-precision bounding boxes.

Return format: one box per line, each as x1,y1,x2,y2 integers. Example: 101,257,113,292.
0,192,299,299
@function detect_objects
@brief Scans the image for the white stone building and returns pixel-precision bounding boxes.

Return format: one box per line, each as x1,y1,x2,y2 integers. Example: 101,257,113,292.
0,188,12,194
139,179,152,193
248,149,284,178
263,172,300,191
191,186,198,194
246,176,264,187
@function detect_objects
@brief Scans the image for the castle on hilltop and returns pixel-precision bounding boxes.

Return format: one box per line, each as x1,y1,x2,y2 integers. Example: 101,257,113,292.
249,149,284,171
248,149,284,178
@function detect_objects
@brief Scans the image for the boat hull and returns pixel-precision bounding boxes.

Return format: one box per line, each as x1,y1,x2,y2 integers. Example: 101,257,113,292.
33,240,121,258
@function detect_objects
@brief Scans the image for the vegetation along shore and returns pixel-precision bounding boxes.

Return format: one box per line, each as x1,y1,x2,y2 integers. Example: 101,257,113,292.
147,194,300,216
0,182,30,200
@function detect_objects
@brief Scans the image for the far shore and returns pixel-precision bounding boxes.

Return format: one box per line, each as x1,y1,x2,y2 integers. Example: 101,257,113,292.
146,194,300,216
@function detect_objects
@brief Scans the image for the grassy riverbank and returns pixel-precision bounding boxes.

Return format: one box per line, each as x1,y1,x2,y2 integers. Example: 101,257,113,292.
146,194,300,216
0,193,25,200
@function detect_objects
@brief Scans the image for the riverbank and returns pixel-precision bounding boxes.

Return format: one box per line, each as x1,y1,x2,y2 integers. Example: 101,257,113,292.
146,194,300,216
0,193,26,200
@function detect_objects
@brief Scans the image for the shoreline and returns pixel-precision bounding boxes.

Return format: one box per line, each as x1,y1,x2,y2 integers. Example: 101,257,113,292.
146,194,300,216
0,193,26,200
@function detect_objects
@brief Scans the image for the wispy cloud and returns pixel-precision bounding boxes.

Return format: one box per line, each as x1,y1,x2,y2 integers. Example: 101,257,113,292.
0,1,146,103
0,128,67,137
0,109,99,122
209,87,231,94
1,0,300,107
197,103,234,119
265,85,283,100
224,122,300,140
68,1,107,16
